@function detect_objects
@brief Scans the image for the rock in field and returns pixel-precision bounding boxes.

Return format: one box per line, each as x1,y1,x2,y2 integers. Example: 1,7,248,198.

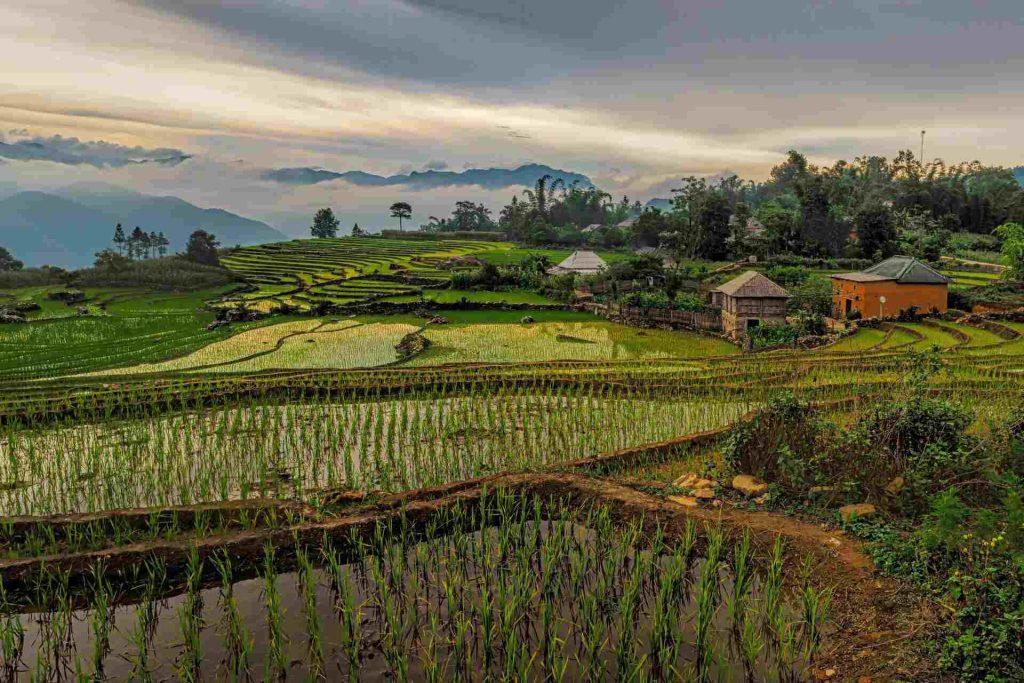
839,503,877,523
731,474,769,497
667,495,699,508
673,473,717,490
884,476,905,495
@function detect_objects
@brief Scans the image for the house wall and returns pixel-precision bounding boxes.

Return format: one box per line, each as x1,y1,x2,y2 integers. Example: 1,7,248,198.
831,279,948,318
721,295,788,338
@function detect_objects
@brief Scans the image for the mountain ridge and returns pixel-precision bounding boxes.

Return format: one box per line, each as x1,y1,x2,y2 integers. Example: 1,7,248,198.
0,186,286,268
263,163,593,190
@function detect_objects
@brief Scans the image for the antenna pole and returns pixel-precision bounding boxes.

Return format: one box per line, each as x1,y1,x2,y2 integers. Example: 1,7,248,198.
920,130,926,163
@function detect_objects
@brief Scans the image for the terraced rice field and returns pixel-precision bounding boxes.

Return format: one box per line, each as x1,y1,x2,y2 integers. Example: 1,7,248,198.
220,237,511,310
2,281,1022,680
407,320,739,365
941,269,1004,289
0,286,273,382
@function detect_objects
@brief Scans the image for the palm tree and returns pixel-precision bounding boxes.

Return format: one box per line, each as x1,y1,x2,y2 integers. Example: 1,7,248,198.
522,175,564,222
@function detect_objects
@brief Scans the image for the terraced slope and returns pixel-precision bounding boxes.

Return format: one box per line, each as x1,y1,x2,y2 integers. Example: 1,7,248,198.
221,237,511,311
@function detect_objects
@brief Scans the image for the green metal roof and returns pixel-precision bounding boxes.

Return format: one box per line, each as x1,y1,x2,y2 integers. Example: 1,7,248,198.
862,256,950,285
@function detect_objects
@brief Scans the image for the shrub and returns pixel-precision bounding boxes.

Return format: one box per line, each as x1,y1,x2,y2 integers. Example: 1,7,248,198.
74,256,237,290
765,265,809,286
0,266,67,289
749,323,799,349
867,487,1024,682
792,309,826,336
721,393,821,482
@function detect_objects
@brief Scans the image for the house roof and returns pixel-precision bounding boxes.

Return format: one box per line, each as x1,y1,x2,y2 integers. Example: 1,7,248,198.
546,250,607,275
713,271,789,298
581,223,603,233
830,272,892,283
832,256,950,285
616,217,636,228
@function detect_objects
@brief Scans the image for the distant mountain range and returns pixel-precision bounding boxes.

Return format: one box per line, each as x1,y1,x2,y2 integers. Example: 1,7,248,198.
0,183,286,268
1014,166,1024,186
263,163,593,190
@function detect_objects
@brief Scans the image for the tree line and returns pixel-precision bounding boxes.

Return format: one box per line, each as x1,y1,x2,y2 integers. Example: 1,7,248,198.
401,150,1024,262
111,224,170,260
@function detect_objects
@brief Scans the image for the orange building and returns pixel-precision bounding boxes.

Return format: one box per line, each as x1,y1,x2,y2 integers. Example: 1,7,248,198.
831,256,949,319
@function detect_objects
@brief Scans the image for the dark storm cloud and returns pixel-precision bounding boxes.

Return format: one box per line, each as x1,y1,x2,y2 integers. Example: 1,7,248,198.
125,0,1024,96
0,135,192,168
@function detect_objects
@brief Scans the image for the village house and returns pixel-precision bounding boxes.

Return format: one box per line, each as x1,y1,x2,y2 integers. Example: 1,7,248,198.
710,271,789,339
545,250,607,276
831,255,949,319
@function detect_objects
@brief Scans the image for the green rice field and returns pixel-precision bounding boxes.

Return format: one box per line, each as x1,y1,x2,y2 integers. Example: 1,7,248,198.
220,237,512,311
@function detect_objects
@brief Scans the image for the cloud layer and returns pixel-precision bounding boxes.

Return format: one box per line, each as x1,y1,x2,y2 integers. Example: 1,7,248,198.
0,134,191,168
0,0,1021,235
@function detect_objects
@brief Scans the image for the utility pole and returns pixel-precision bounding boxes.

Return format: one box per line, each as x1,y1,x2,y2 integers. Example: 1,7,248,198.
920,130,926,163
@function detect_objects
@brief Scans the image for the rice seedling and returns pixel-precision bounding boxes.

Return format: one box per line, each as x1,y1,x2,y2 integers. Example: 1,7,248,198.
0,493,826,680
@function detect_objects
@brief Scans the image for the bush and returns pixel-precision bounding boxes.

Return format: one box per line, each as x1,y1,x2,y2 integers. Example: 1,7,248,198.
74,256,237,290
620,290,711,312
765,265,809,286
749,323,799,349
792,309,826,336
721,393,821,482
0,267,67,289
867,488,1024,681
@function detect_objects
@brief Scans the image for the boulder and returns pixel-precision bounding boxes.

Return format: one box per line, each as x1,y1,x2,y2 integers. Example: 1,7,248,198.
692,488,716,500
673,473,717,490
731,474,769,497
884,476,905,495
667,495,699,508
839,503,877,523
0,309,26,324
521,316,535,324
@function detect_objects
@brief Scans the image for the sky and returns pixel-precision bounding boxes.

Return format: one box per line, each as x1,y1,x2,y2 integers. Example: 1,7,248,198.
1,0,1022,234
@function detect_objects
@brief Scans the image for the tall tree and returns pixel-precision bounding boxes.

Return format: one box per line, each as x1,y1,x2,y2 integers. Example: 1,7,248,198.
351,223,363,237
185,230,220,266
389,202,412,231
148,231,160,259
794,175,846,255
129,227,147,260
451,201,493,230
310,207,340,238
156,232,169,257
112,224,126,256
996,222,1024,280
0,246,23,272
854,203,898,259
